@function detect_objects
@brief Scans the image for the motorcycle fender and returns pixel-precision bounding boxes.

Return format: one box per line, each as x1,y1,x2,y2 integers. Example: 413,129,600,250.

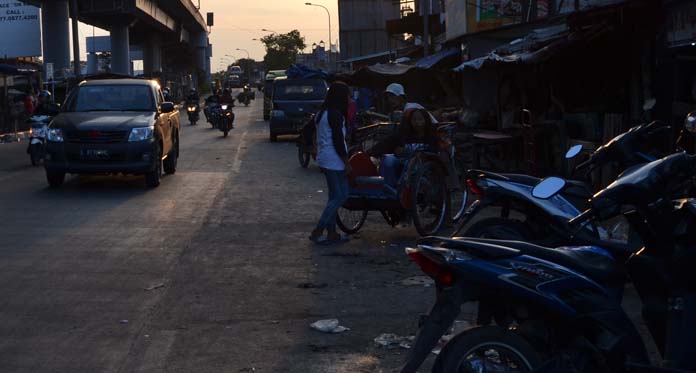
30,138,42,145
401,284,469,373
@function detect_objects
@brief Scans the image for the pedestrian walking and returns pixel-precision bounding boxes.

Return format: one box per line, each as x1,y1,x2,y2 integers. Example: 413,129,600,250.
309,82,352,245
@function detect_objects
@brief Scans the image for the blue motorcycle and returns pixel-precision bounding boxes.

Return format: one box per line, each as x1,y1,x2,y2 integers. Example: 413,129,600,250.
402,152,696,372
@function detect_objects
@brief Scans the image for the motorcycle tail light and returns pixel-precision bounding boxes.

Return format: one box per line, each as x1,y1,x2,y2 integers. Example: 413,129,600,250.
466,178,485,196
407,249,454,287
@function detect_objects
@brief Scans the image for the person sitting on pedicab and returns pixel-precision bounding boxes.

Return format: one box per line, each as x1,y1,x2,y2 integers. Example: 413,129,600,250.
366,108,439,188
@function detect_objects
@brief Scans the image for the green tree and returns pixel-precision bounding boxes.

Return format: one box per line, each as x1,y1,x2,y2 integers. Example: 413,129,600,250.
261,30,306,70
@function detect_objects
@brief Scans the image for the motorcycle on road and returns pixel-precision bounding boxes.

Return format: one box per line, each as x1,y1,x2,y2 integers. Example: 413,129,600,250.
186,101,200,125
217,104,235,137
26,115,52,166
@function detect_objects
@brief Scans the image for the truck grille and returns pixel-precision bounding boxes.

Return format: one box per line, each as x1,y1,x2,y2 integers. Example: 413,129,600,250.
65,130,128,144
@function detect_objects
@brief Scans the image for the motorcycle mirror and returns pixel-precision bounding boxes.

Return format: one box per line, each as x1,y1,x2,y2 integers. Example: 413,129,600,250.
532,177,566,199
565,144,583,159
643,98,656,111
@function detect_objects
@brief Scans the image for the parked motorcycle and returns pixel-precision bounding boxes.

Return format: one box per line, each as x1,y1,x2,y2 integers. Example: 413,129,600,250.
217,104,235,137
454,119,673,246
186,101,200,125
402,152,696,372
26,115,51,166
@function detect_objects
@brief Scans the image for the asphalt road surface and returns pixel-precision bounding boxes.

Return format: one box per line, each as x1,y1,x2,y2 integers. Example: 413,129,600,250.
0,97,446,372
0,97,659,372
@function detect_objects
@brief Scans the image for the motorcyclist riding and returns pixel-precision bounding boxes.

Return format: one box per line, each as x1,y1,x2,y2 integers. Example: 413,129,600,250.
220,89,235,105
33,90,60,116
186,89,199,103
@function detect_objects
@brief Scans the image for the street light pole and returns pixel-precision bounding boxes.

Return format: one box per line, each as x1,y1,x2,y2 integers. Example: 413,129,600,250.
305,3,332,69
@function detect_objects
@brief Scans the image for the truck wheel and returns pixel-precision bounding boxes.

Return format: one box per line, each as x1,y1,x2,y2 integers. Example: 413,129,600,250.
163,136,178,175
145,144,162,188
46,171,65,188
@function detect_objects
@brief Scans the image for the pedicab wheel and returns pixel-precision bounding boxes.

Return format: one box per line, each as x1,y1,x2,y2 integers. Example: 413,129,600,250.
450,156,469,222
336,207,367,234
432,326,541,373
298,146,311,168
411,162,450,236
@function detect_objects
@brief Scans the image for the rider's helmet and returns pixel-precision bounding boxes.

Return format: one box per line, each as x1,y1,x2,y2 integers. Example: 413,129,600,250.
163,87,171,97
38,90,51,104
189,89,197,95
223,89,231,96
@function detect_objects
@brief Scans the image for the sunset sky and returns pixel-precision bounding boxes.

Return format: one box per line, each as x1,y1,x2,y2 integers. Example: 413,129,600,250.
77,0,339,72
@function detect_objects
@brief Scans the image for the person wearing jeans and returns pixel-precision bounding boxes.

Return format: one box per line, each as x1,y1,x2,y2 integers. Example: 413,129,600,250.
310,82,352,244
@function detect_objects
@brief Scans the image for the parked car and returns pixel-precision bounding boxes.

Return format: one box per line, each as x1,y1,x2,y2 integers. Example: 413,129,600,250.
44,78,180,188
269,77,328,142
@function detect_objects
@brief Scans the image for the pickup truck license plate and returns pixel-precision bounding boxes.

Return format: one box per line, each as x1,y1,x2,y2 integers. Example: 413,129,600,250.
80,149,109,160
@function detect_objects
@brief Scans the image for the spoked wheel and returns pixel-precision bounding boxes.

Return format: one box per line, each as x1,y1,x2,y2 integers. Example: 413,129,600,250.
433,326,542,373
411,162,450,236
298,146,310,168
450,156,469,222
336,207,367,234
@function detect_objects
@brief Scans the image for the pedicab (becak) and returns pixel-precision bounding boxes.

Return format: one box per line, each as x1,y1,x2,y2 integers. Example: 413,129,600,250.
336,142,452,237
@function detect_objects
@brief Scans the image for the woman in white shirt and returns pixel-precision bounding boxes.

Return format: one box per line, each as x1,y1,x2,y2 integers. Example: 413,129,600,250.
310,82,352,244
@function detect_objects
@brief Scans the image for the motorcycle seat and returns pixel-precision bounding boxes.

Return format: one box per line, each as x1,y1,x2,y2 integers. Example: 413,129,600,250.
463,238,618,282
417,237,521,259
472,171,592,202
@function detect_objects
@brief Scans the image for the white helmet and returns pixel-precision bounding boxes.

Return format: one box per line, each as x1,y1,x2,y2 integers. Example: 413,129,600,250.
385,83,406,97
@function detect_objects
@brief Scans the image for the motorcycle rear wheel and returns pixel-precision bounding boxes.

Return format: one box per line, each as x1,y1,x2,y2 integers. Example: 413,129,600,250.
30,144,42,166
433,326,542,373
464,217,533,241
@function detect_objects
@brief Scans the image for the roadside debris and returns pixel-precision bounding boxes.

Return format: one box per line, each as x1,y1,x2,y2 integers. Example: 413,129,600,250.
144,282,165,291
297,282,328,289
119,319,129,324
310,319,350,333
374,333,414,349
401,276,434,287
432,320,472,355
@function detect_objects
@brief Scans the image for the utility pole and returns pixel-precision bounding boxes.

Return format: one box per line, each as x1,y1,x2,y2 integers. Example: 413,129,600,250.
422,0,429,57
69,0,80,78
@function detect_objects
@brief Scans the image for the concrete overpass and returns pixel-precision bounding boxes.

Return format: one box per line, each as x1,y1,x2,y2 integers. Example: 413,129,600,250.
23,0,211,87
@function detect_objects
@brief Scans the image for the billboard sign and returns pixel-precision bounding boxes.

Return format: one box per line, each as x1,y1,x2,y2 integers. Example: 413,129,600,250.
0,0,41,58
470,0,548,32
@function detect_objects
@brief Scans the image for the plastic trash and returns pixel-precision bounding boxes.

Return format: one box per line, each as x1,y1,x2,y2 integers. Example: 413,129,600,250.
374,333,415,349
310,319,350,333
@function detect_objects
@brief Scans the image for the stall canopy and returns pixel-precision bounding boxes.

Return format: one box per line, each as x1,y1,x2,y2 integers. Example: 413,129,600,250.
0,63,37,76
453,22,610,71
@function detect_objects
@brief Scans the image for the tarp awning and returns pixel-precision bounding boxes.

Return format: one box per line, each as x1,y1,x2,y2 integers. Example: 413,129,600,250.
453,22,608,72
416,48,460,69
0,64,37,76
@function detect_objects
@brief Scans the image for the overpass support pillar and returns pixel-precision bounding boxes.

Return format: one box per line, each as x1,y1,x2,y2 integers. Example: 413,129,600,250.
143,33,162,75
41,1,70,78
111,24,130,75
193,32,208,88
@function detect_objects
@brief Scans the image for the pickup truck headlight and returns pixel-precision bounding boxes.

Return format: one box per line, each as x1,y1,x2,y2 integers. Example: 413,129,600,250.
47,128,64,142
128,126,154,142
271,110,285,118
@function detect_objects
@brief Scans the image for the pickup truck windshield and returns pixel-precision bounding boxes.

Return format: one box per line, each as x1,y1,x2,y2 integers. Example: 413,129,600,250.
65,85,155,112
274,81,327,101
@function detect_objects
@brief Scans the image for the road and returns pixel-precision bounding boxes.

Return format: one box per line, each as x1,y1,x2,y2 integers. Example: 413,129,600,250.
0,97,443,372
